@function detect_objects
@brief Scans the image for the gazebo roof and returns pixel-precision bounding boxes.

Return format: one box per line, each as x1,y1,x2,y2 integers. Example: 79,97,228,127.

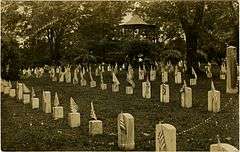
119,15,155,28
120,15,148,25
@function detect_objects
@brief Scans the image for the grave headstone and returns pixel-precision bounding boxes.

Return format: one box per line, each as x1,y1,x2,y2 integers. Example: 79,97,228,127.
174,66,182,84
208,81,221,112
139,66,144,80
118,112,135,150
126,86,133,95
150,66,156,81
32,97,39,109
226,46,238,93
89,102,103,135
43,91,51,113
17,83,23,100
100,72,107,90
112,72,120,92
180,81,192,108
210,143,238,152
190,67,197,86
220,62,226,80
142,77,151,99
53,92,64,120
160,83,169,103
9,89,16,97
68,97,80,127
155,122,176,152
162,71,168,83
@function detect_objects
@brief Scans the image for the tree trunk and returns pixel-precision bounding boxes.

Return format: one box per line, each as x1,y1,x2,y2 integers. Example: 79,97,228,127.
185,28,198,77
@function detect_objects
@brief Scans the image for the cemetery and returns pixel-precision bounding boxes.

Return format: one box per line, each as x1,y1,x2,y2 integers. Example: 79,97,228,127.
1,1,239,151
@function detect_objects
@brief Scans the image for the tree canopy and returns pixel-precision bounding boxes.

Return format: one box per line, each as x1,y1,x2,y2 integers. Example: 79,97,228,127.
1,1,238,70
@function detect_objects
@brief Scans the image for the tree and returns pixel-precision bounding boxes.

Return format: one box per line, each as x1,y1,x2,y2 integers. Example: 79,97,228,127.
135,1,238,76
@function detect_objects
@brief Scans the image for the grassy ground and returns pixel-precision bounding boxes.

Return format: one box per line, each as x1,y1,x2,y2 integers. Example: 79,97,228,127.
1,66,239,151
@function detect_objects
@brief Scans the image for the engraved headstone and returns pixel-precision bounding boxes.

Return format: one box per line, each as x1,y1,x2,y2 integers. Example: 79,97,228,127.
89,102,103,135
208,81,221,112
160,83,169,103
142,76,151,99
68,97,80,127
53,92,64,120
118,112,135,150
155,122,176,152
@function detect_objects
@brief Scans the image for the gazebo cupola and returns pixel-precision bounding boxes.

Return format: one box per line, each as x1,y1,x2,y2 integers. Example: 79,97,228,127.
118,15,157,43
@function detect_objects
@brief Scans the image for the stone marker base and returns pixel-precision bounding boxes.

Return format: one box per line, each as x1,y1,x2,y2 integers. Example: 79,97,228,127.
112,84,119,92
32,98,39,109
126,86,133,95
53,106,64,120
208,90,221,113
23,94,30,104
4,86,10,95
190,78,197,86
9,89,16,97
68,112,80,128
100,83,107,90
89,120,103,135
90,81,96,88
81,79,87,86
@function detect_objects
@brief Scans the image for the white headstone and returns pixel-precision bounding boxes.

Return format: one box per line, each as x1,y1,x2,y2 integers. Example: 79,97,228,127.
68,97,80,127
89,120,103,135
43,91,51,113
208,81,221,112
23,93,30,104
53,106,64,120
160,84,169,103
175,71,182,84
180,82,192,108
32,97,39,109
9,89,16,97
162,71,168,83
126,86,133,95
155,122,176,152
118,113,135,150
210,143,238,152
17,83,23,100
150,67,156,81
142,78,151,99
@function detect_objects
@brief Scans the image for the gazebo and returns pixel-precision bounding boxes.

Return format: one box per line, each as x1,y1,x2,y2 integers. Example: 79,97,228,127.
118,15,158,43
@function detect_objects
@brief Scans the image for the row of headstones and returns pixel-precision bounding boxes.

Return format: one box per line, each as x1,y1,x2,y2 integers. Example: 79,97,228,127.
47,65,222,113
1,80,103,135
1,79,238,151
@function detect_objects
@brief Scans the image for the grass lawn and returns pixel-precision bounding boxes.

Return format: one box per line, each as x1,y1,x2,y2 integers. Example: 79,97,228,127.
1,66,239,151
